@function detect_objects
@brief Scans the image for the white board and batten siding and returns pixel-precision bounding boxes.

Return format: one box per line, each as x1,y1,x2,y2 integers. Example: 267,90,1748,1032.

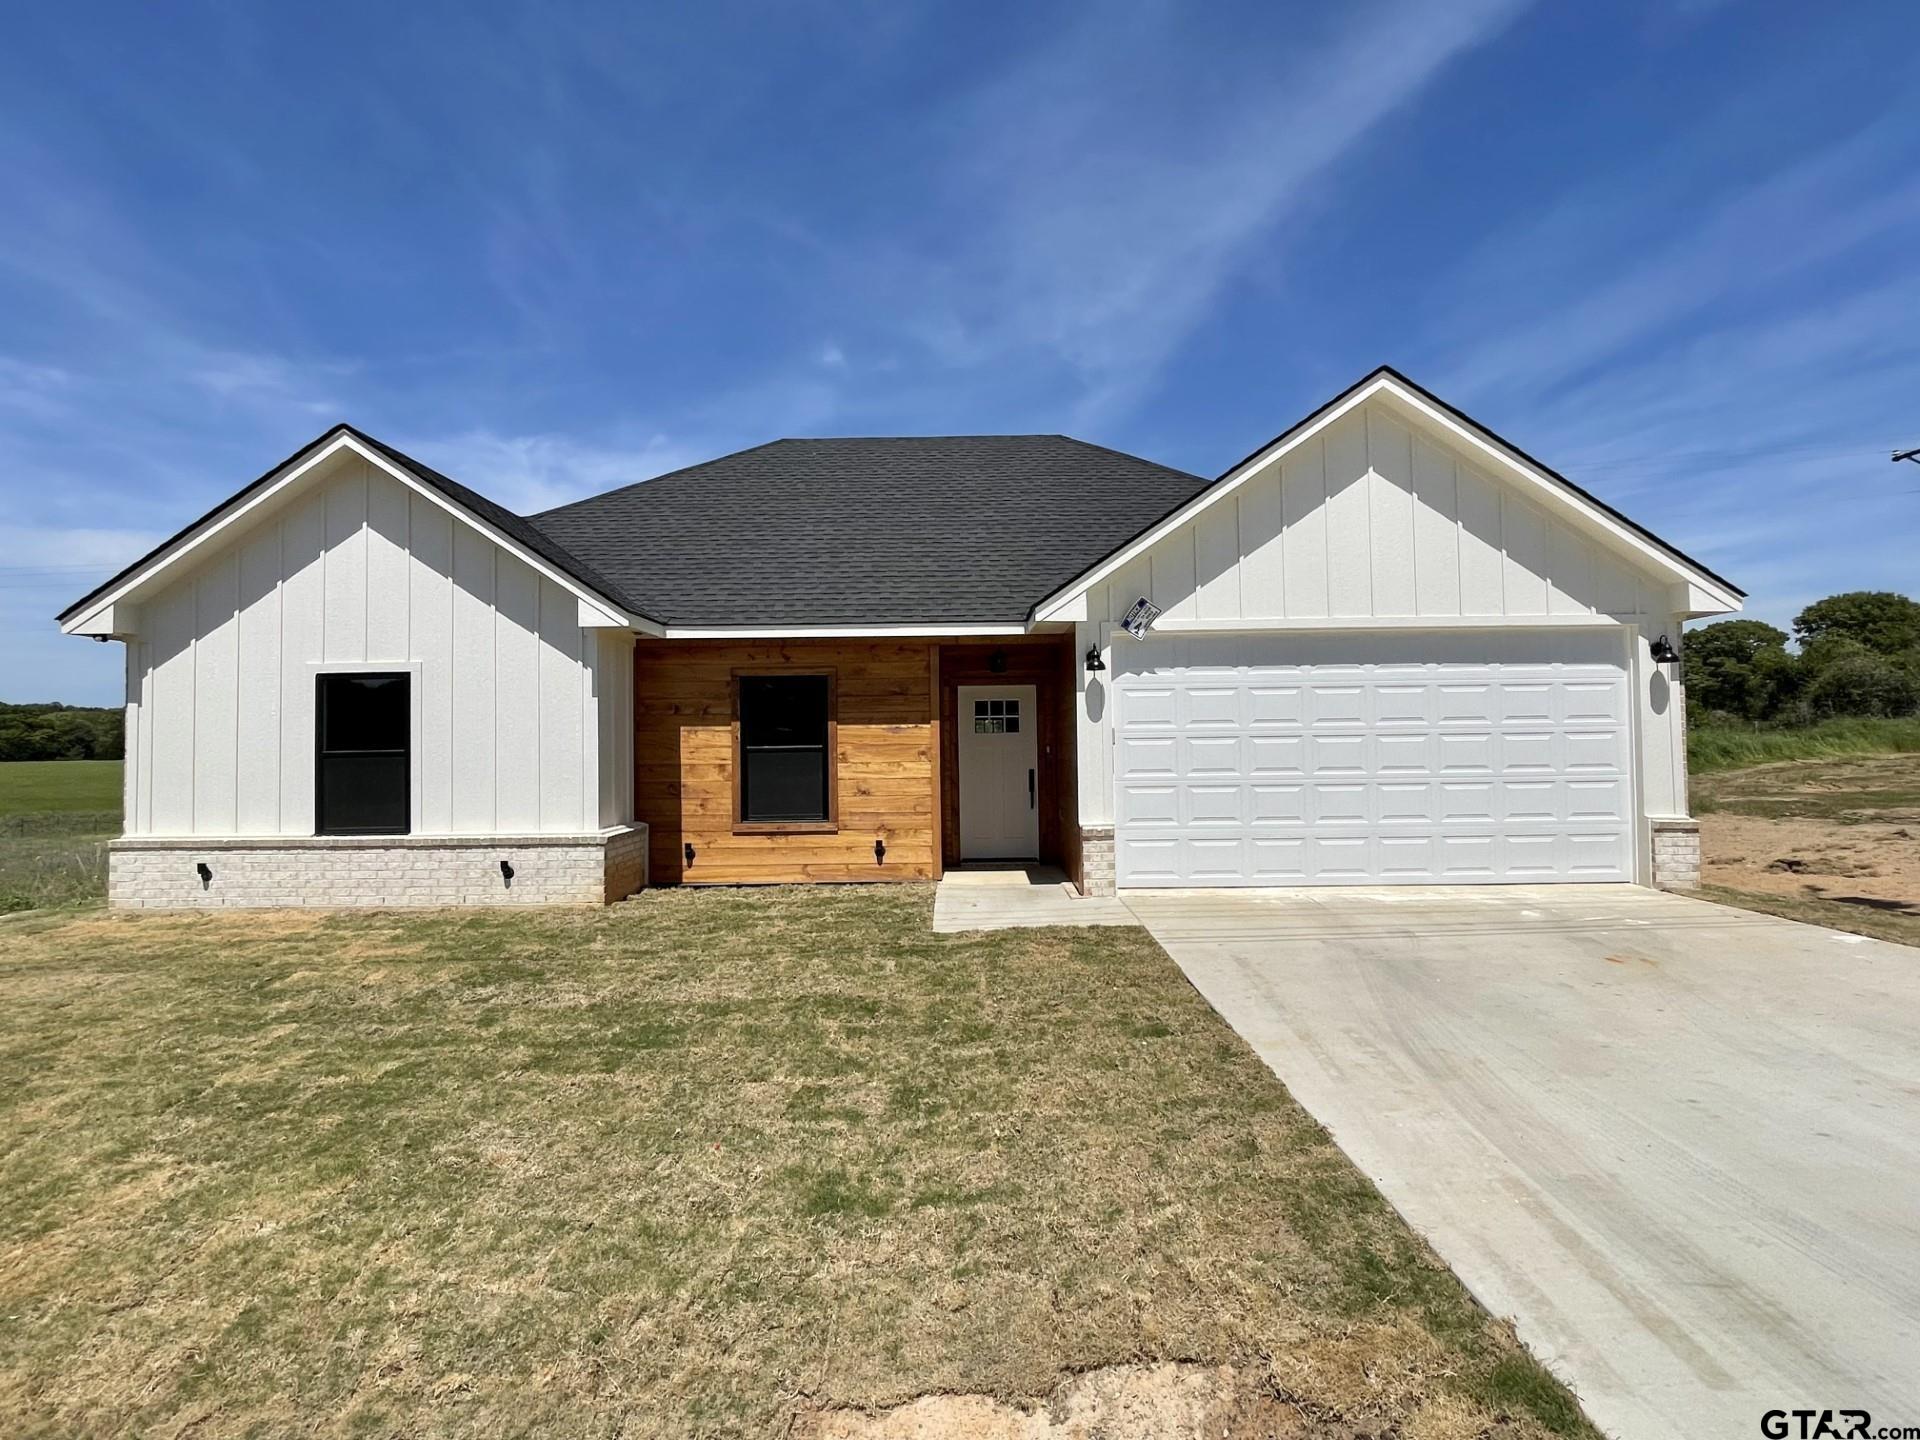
124,451,634,839
1085,400,1664,628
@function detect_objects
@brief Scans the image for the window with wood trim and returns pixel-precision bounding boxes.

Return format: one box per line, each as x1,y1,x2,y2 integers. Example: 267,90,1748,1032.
315,673,410,835
735,673,836,829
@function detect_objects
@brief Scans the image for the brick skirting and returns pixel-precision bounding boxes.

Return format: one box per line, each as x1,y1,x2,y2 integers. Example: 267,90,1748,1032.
1649,818,1701,890
1079,825,1116,896
108,825,649,909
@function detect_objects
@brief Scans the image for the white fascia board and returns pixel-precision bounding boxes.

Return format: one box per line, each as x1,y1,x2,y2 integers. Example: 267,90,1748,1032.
577,597,642,630
60,434,350,635
1032,374,1742,621
59,432,658,637
661,622,1034,639
1373,384,1744,613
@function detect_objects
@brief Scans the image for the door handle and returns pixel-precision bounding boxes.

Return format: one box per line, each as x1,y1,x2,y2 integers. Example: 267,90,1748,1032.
1028,768,1036,809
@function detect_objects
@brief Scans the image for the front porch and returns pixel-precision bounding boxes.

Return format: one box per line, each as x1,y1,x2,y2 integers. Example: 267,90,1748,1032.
632,632,1090,890
931,863,1138,932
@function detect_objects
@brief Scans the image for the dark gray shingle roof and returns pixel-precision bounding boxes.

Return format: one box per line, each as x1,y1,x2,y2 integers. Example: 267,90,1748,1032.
527,435,1209,626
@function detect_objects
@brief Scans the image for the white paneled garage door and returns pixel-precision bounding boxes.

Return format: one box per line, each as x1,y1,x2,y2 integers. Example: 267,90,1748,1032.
1113,630,1633,887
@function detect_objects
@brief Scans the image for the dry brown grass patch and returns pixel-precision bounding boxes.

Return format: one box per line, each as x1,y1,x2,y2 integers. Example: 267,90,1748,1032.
0,887,1590,1438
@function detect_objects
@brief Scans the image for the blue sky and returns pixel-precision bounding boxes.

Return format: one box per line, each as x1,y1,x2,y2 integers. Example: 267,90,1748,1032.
5,1,1918,705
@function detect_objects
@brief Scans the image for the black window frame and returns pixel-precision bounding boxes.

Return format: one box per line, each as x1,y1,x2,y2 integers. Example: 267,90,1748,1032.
314,671,412,837
733,670,837,832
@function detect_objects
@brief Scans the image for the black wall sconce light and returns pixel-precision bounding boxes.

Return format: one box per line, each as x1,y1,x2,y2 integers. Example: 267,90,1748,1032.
1649,634,1680,667
684,841,696,869
499,859,515,886
874,838,886,865
987,649,1008,674
1084,646,1106,673
195,861,212,889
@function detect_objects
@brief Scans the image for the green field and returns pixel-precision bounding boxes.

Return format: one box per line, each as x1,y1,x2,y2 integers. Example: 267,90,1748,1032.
0,759,123,816
1688,716,1920,777
0,760,121,913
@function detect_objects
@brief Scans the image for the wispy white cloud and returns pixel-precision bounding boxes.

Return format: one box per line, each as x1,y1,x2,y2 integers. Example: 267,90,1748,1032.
0,357,76,421
408,430,712,515
871,0,1533,422
0,525,163,572
186,350,352,417
1420,110,1920,635
1433,120,1920,409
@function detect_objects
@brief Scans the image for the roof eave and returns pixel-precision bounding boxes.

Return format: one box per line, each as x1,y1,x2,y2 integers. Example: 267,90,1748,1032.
58,427,662,637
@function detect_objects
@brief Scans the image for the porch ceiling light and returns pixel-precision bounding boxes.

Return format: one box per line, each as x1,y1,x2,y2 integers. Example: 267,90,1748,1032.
1085,646,1106,672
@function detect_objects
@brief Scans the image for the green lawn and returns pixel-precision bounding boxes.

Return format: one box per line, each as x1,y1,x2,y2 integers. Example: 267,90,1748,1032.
0,888,1592,1439
0,761,121,913
0,758,123,815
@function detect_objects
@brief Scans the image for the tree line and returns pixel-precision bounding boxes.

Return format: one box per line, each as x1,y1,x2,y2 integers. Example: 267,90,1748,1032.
0,702,124,762
1686,591,1920,723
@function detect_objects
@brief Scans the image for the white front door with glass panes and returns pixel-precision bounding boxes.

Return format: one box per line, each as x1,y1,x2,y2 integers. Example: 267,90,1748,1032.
957,685,1039,860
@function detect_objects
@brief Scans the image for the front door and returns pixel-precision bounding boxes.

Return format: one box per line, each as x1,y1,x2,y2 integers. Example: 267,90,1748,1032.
958,684,1040,860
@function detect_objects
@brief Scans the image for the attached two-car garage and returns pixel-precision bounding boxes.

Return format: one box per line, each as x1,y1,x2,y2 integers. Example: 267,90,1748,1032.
1112,629,1634,887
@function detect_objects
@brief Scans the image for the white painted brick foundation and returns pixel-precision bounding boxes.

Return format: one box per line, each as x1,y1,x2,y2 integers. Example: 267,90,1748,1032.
108,824,648,909
1079,826,1116,897
1650,819,1701,890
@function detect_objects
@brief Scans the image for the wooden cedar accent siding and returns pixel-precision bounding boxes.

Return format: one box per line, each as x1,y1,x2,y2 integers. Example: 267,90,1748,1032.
1054,637,1083,892
634,639,934,884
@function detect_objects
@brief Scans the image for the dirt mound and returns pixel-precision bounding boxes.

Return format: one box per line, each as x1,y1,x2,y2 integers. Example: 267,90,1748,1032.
796,1363,1334,1440
1700,813,1920,912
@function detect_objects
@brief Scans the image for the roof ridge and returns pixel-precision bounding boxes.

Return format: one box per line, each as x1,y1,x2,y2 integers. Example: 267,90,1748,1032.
528,437,791,519
772,432,1063,442
1048,433,1207,484
530,432,1205,519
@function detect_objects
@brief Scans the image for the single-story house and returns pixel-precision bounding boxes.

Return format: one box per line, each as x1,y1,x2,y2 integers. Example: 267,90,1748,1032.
59,367,1741,908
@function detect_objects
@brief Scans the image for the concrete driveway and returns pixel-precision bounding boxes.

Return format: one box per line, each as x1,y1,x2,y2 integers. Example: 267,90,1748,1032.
1125,885,1920,1440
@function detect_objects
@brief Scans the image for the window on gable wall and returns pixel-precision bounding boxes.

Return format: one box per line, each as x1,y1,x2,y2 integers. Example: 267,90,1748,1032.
316,673,410,835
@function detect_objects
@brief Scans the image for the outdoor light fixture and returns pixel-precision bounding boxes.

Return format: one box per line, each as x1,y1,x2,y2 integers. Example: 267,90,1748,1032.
499,859,515,886
195,862,212,889
1085,646,1106,673
684,842,696,869
988,649,1008,674
1649,634,1680,666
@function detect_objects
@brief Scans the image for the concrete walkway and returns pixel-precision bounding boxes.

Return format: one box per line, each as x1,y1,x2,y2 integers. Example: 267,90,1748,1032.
1126,885,1920,1440
931,865,1138,933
